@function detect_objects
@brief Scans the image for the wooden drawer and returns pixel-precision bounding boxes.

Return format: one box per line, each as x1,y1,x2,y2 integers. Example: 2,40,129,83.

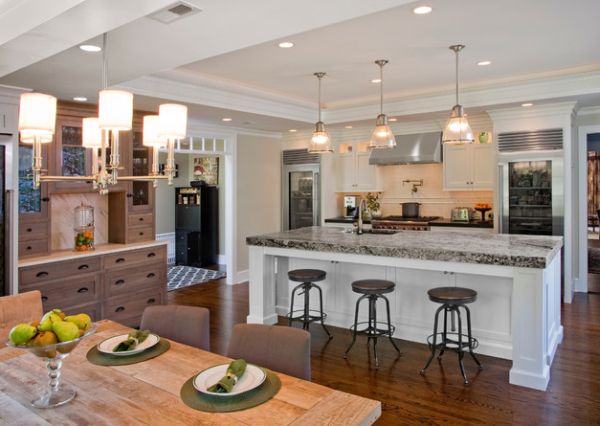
20,256,101,285
128,213,153,227
127,225,154,243
104,288,162,326
19,221,49,242
106,264,164,297
104,246,166,270
19,239,49,258
21,273,101,309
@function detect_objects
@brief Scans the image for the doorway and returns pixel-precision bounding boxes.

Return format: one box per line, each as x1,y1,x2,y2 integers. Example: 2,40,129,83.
586,133,600,292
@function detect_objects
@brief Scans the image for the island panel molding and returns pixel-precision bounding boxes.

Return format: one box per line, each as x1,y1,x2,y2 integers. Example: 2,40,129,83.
246,227,563,391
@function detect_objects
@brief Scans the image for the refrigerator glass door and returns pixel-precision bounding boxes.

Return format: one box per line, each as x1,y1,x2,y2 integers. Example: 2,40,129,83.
289,171,315,230
508,160,553,235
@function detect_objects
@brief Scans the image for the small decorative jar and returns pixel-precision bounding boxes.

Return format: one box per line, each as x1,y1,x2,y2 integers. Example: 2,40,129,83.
74,203,94,251
478,132,490,144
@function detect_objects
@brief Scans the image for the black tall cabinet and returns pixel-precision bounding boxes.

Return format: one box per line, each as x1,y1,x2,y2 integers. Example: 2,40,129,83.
175,185,218,267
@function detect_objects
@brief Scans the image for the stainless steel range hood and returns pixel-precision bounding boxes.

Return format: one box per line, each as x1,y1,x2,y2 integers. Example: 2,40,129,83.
368,131,442,165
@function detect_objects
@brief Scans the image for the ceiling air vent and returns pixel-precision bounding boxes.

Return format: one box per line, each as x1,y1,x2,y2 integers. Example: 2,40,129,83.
148,1,201,24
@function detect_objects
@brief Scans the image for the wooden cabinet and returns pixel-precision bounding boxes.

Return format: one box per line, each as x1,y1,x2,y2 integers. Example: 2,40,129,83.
443,143,495,190
336,142,381,192
19,244,167,326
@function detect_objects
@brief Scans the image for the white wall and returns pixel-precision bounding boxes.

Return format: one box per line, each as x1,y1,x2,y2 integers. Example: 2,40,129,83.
154,152,191,234
235,134,281,276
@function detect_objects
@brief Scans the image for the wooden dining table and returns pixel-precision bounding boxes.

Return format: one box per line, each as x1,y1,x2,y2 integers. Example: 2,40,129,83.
0,320,381,425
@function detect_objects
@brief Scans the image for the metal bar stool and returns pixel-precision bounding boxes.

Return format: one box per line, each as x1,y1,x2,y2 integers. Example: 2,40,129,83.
344,279,400,368
420,286,482,384
287,269,332,339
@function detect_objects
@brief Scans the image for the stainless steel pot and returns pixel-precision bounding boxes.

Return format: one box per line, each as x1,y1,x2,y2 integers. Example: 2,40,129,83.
401,202,420,218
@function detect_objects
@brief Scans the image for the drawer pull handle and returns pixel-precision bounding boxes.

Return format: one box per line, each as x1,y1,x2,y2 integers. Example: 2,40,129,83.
147,252,156,258
78,264,89,270
41,296,48,302
115,306,125,313
36,271,48,278
116,258,125,263
126,193,133,198
27,246,32,251
139,217,144,221
147,273,156,278
139,231,144,236
26,228,32,232
115,279,125,286
77,287,89,293
147,298,156,304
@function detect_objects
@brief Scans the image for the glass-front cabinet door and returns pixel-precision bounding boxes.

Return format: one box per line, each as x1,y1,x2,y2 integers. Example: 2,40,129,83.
128,130,154,213
288,171,315,230
19,142,49,221
52,117,93,192
508,160,552,235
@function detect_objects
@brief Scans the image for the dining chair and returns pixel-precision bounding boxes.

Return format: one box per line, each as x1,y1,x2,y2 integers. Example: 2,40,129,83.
0,291,43,345
227,324,311,380
140,305,210,350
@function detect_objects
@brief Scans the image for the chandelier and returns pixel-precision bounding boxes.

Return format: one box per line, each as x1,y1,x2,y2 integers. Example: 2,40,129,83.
18,33,186,193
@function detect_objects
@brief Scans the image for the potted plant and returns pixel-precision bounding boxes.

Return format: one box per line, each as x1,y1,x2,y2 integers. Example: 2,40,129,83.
366,192,382,218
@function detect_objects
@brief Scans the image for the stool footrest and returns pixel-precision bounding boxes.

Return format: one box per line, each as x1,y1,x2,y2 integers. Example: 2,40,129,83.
349,321,395,338
426,332,479,352
287,309,327,324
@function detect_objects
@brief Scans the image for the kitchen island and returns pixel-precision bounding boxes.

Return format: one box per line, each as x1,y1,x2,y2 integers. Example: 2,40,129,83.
246,226,563,391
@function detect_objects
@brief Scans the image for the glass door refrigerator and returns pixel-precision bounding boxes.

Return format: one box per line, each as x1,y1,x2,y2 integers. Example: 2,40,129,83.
282,150,320,230
499,152,564,236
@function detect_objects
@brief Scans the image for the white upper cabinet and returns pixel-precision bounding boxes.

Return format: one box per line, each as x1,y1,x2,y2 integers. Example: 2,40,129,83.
443,142,495,190
0,103,17,134
336,142,381,192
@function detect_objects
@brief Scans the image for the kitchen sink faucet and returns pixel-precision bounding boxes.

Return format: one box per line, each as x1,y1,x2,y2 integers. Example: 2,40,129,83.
357,198,367,235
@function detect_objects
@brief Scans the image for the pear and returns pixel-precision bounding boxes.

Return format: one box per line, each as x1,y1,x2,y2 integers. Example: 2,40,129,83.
51,321,80,342
38,312,63,332
30,331,58,347
64,313,92,332
9,323,38,346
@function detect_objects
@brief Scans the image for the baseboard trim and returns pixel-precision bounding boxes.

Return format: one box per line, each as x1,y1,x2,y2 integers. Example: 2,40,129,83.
226,269,248,285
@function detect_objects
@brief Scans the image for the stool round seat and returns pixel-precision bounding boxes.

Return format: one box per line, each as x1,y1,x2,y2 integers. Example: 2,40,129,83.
288,269,326,283
427,287,477,305
351,279,395,295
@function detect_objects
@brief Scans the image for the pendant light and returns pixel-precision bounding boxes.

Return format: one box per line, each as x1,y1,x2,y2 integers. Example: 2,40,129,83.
369,59,395,149
158,103,188,185
308,72,333,153
442,44,474,144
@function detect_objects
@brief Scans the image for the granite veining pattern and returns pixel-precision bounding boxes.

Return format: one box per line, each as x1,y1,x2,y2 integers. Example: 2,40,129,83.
246,226,563,269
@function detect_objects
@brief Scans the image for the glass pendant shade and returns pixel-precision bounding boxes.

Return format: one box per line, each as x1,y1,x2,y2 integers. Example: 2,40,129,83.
158,103,187,139
143,115,165,147
98,89,133,130
442,105,474,144
82,118,102,148
18,93,57,137
309,121,333,153
369,114,396,149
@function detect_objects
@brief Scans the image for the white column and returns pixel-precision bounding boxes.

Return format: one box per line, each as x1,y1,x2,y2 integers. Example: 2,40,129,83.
246,246,278,324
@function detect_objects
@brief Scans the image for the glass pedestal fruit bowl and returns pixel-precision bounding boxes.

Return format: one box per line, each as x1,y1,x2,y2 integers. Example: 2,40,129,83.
7,324,96,408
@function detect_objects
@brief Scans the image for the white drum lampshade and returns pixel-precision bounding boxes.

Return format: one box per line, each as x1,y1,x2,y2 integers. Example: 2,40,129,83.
158,103,187,139
98,89,133,130
82,117,102,148
143,115,165,147
20,130,52,144
18,93,57,137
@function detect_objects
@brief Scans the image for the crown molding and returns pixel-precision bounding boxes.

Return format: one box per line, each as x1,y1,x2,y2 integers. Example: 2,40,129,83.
187,118,282,139
577,106,600,116
486,101,578,122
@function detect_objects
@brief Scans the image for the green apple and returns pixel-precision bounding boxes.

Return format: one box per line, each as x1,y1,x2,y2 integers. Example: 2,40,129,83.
64,313,92,332
9,323,38,346
51,321,80,342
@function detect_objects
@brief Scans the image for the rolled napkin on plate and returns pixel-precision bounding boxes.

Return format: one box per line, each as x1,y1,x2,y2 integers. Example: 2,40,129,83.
113,330,151,352
207,359,247,393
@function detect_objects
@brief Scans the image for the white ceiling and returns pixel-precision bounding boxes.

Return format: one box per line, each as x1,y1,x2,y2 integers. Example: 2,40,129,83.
0,0,599,133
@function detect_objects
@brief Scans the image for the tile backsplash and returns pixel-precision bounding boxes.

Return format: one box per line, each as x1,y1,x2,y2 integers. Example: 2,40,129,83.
50,193,109,250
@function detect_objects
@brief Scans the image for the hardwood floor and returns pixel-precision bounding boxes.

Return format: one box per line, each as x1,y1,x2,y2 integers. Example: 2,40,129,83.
168,280,600,425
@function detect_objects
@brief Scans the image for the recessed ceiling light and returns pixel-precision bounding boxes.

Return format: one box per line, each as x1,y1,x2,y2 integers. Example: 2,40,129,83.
388,117,397,122
79,44,101,52
371,78,382,83
288,129,297,133
413,5,432,15
278,41,294,48
221,117,232,122
73,96,87,102
344,125,353,129
521,103,533,107
477,60,492,66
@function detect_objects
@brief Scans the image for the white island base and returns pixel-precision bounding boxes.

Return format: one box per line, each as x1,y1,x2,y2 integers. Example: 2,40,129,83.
247,245,563,391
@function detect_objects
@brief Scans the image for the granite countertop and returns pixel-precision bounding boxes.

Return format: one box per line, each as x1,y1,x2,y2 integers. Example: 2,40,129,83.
324,216,370,224
430,218,494,229
247,226,563,269
19,240,168,268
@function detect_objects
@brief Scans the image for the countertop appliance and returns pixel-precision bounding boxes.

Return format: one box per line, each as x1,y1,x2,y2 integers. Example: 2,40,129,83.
497,129,564,236
451,207,471,222
344,195,358,218
369,131,442,165
372,215,440,231
282,149,320,230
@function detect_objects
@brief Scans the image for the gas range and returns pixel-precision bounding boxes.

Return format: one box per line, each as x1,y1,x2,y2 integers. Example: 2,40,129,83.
372,216,440,231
